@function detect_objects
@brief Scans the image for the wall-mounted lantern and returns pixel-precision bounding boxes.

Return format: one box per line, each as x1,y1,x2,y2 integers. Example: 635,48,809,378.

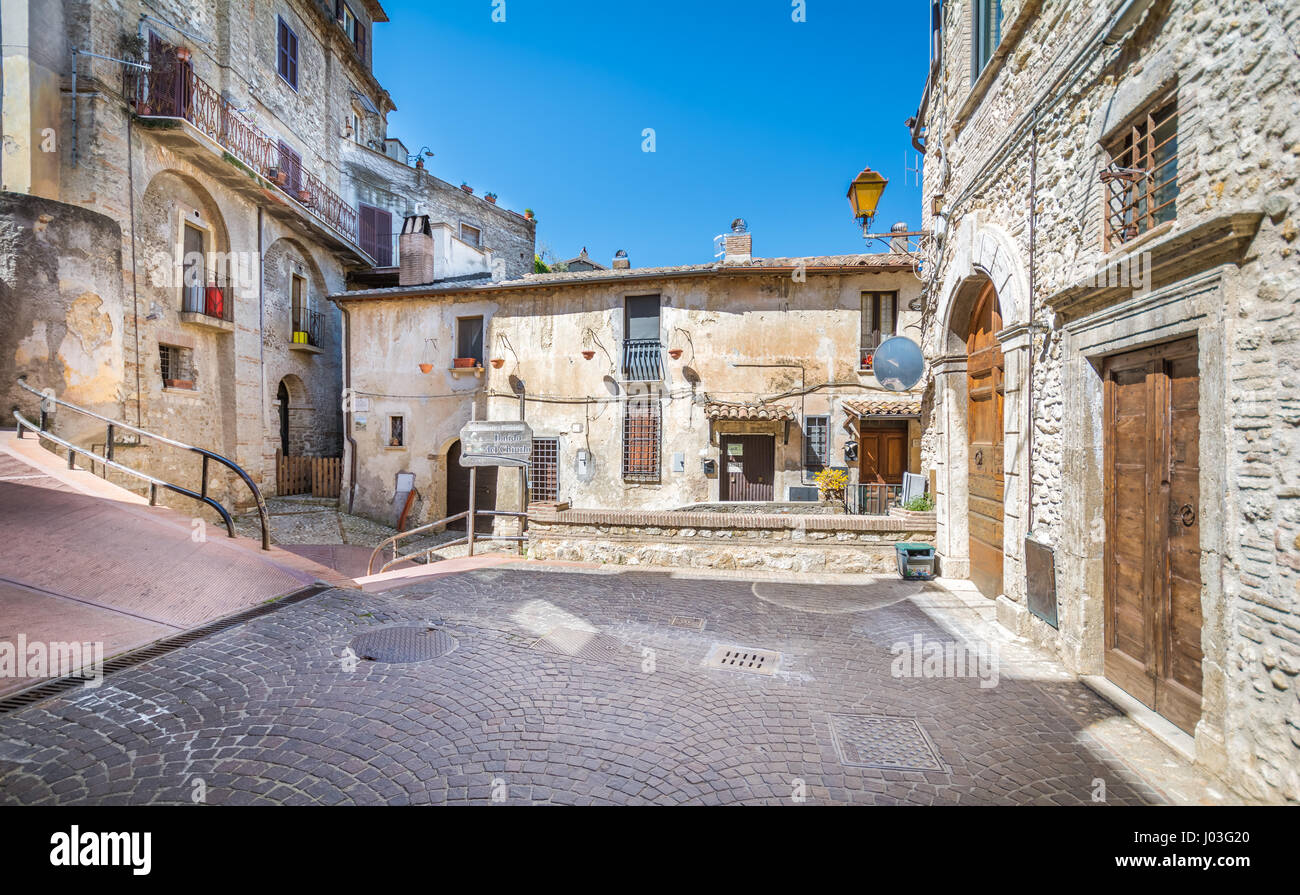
847,166,888,229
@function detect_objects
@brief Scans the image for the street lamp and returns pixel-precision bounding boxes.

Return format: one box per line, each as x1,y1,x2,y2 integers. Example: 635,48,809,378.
847,166,888,230
407,146,435,169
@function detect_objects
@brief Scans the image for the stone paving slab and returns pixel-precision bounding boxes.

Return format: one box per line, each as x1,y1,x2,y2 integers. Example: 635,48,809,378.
0,566,1195,805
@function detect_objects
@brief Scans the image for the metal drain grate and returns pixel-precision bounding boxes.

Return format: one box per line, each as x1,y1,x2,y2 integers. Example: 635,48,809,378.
669,616,706,631
529,626,623,662
350,626,456,663
0,584,330,716
828,714,948,772
703,644,781,676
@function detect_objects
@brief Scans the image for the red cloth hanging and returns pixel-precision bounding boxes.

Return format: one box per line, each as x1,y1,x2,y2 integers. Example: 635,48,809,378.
205,285,224,318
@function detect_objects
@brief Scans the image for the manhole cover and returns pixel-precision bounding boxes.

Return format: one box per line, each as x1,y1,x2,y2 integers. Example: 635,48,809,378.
350,626,456,663
669,616,706,631
828,714,948,772
529,626,623,662
703,644,781,675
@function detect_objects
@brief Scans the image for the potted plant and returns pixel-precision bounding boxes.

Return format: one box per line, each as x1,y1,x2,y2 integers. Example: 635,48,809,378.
490,358,505,369
453,357,478,368
460,183,473,194
418,362,434,374
523,208,535,221
814,468,849,510
297,188,313,203
668,348,683,360
581,350,595,360
267,167,289,186
485,192,498,204
164,378,194,390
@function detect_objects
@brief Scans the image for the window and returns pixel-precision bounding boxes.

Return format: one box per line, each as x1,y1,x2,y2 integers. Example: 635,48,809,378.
291,273,306,329
530,438,559,502
459,223,481,246
1103,92,1179,250
181,224,206,313
622,394,661,482
860,291,898,370
973,0,1002,81
456,316,484,364
159,344,195,388
388,415,404,447
337,2,366,61
277,141,302,194
804,415,831,470
359,203,393,265
276,17,298,90
623,295,662,381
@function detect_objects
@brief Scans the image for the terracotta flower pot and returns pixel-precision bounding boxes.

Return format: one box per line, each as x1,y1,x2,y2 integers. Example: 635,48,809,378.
490,358,505,369
581,350,595,360
668,348,683,360
418,362,434,374
485,196,497,204
297,189,312,203
460,185,473,194
453,357,477,368
164,379,194,390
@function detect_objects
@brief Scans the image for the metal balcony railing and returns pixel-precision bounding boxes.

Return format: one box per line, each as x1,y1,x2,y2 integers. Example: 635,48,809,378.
291,307,325,348
131,64,358,244
622,339,663,381
180,274,234,323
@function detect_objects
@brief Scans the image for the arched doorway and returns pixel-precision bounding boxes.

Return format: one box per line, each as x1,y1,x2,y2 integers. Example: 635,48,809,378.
966,281,1004,598
445,439,496,533
277,380,290,457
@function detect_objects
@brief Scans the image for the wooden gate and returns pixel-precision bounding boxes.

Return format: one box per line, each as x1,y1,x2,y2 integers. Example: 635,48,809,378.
1103,337,1202,734
276,451,342,498
966,281,1005,599
720,435,774,501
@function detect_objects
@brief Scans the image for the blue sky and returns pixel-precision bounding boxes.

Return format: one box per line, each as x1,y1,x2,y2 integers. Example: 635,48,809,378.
374,1,928,268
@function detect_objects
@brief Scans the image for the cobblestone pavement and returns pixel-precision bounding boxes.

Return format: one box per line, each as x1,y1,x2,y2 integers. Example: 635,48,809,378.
0,567,1179,805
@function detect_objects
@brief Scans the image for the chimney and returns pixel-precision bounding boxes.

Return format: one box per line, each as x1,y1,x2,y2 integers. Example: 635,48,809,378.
399,214,433,285
889,221,910,253
612,249,630,269
722,218,751,264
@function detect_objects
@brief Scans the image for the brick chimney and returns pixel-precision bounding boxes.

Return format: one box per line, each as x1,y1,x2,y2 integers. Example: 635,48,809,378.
722,218,751,264
612,249,630,269
399,214,434,285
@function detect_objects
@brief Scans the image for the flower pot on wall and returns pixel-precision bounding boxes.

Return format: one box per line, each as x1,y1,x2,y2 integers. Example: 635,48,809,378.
668,348,683,360
581,350,595,360
297,189,313,203
460,185,473,194
164,379,194,390
418,362,434,374
490,358,505,369
453,357,478,368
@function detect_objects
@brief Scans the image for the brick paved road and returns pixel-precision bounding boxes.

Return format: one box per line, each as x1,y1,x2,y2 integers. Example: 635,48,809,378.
0,568,1163,805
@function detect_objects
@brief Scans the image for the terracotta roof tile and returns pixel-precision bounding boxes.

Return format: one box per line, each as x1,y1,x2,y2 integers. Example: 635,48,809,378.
704,401,797,422
843,398,922,416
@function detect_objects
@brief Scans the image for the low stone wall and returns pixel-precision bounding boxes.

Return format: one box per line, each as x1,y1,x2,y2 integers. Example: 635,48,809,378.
527,507,936,574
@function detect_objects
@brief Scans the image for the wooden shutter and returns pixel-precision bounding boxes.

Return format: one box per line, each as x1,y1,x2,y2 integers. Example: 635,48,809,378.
356,22,367,64
278,141,301,192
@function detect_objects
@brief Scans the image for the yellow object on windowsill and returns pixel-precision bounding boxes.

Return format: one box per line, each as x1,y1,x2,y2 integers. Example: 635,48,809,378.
293,331,308,343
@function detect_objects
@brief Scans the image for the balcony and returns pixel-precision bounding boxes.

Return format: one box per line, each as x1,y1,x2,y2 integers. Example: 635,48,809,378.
179,276,235,333
131,64,365,259
622,339,663,382
290,308,325,354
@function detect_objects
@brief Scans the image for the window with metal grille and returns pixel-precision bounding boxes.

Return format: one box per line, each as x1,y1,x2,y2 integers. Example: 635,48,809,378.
804,415,830,469
530,438,559,502
388,415,404,447
159,344,193,387
860,291,897,370
622,395,661,482
972,0,1002,81
276,17,298,90
1102,91,1179,251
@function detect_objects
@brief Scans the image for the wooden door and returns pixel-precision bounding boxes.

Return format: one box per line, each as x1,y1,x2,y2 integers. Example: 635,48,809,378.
1103,337,1202,734
966,281,1004,599
720,435,774,501
446,440,497,533
860,423,908,484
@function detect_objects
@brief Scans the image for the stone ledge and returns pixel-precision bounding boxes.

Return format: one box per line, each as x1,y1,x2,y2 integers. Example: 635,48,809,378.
531,506,932,533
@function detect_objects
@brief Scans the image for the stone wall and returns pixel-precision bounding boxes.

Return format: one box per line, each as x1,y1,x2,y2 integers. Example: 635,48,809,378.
917,0,1300,801
527,506,935,575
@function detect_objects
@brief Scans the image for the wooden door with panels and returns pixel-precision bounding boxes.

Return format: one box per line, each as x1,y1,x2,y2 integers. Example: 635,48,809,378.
1103,337,1203,734
720,435,774,501
859,422,908,484
966,281,1005,599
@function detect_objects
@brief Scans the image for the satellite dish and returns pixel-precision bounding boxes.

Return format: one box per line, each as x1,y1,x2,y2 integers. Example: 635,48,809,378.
871,336,924,391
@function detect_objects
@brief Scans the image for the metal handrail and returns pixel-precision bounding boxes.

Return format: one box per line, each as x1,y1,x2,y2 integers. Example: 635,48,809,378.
367,508,529,576
13,377,271,549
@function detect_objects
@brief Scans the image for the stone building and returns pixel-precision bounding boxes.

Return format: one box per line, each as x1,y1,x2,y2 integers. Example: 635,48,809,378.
1,0,532,508
909,0,1300,801
333,225,925,543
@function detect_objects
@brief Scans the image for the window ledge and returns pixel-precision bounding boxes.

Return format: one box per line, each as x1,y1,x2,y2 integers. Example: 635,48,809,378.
161,385,200,395
179,312,234,333
449,366,484,378
289,342,324,354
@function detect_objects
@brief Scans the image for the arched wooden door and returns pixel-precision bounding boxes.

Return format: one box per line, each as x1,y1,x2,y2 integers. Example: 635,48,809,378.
966,281,1004,598
446,440,496,533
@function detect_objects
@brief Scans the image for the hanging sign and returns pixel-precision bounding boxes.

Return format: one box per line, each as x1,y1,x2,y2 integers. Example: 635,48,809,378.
459,420,533,467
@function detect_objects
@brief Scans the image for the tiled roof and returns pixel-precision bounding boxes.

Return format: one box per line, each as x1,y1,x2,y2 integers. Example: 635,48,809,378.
332,252,913,301
843,398,922,417
704,401,797,422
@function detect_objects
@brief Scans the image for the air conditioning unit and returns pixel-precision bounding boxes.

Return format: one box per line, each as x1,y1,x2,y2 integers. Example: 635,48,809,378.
788,486,819,502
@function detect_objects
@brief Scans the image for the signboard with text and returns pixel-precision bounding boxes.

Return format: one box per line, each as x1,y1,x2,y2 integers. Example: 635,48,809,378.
459,420,533,467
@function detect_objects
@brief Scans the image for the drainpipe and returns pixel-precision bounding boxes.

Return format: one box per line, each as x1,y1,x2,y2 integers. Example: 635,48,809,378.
1026,113,1039,533
126,107,142,427
340,302,359,513
258,206,265,471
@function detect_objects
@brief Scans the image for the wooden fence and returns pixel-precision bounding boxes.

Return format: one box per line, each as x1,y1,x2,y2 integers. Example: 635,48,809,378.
276,451,342,498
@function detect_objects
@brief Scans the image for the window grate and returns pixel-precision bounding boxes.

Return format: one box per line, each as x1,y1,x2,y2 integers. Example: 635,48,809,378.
804,415,830,469
622,394,661,482
530,437,559,502
1103,94,1179,250
159,344,174,382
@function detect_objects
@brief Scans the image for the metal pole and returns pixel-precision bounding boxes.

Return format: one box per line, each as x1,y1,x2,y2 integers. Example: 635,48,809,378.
467,466,477,557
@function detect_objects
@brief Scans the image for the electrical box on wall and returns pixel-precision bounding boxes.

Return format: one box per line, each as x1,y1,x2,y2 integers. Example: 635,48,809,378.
672,452,685,473
575,448,594,483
